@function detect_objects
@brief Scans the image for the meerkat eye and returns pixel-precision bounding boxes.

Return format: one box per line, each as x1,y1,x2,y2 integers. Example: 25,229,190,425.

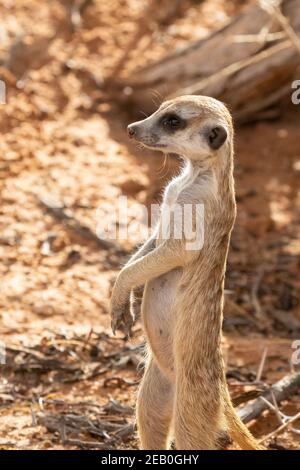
161,114,184,131
207,125,227,150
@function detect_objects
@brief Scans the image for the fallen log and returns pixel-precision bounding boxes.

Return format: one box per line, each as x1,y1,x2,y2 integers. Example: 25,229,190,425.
114,0,300,123
237,372,300,424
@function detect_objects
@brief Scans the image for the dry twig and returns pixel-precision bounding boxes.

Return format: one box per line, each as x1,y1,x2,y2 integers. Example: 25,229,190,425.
238,372,300,423
260,410,300,443
260,0,300,54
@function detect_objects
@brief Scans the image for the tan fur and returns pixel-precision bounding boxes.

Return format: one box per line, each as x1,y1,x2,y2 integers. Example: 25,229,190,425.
110,95,263,450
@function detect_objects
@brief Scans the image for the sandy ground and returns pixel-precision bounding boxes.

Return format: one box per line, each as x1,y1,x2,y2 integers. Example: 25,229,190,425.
0,0,299,450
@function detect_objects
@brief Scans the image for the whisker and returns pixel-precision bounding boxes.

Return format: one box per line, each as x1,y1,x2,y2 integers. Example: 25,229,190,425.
149,89,163,107
139,110,149,118
151,96,159,107
151,89,163,103
156,153,170,179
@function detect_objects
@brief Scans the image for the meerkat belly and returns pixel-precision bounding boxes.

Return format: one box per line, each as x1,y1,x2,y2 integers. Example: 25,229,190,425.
141,267,182,377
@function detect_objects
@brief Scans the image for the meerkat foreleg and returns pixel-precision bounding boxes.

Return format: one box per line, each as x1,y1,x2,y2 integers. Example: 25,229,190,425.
110,241,181,334
137,355,174,450
125,232,158,329
114,230,158,337
126,230,158,266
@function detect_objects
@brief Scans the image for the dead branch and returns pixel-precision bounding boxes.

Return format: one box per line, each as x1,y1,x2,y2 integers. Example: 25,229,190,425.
170,39,291,98
37,404,135,450
260,410,300,443
114,0,300,123
232,389,265,407
260,0,300,53
256,347,268,382
103,399,134,415
61,437,108,449
238,372,300,423
103,376,138,388
4,330,141,387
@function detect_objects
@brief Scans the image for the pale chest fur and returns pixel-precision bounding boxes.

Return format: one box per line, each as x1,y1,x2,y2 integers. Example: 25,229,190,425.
156,161,217,249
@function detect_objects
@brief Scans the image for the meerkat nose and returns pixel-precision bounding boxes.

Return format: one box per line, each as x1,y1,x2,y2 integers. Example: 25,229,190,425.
127,125,136,139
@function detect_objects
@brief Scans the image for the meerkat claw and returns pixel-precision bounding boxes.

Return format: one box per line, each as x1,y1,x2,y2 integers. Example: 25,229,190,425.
111,301,132,336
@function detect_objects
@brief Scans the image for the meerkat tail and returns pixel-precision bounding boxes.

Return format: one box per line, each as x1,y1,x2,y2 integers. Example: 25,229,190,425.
224,396,264,450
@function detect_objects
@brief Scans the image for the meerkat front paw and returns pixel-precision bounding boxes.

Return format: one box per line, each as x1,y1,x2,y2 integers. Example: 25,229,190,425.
111,299,134,338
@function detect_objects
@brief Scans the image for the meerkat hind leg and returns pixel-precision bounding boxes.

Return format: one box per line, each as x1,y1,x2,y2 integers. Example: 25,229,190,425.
137,356,174,450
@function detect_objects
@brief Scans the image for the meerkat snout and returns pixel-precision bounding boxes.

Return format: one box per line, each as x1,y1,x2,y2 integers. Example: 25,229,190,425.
127,124,136,139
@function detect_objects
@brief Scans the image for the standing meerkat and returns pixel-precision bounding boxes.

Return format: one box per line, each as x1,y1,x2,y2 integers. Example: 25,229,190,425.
110,95,263,450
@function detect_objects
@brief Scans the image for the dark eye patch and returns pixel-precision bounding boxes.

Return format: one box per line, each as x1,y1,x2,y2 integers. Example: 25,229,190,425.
160,113,186,132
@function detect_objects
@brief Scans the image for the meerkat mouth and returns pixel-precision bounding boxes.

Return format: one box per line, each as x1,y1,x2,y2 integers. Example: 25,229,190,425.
140,141,167,150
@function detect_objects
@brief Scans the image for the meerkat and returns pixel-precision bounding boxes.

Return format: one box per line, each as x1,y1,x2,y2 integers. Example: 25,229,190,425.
110,95,263,450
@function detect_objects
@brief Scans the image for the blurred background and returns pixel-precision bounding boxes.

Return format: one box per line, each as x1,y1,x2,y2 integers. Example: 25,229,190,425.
0,0,299,450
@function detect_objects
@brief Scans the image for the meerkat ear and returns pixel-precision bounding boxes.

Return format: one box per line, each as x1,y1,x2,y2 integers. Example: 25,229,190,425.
207,125,227,150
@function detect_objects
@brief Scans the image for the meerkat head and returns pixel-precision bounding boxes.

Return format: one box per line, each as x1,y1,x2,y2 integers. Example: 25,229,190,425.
127,95,232,163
